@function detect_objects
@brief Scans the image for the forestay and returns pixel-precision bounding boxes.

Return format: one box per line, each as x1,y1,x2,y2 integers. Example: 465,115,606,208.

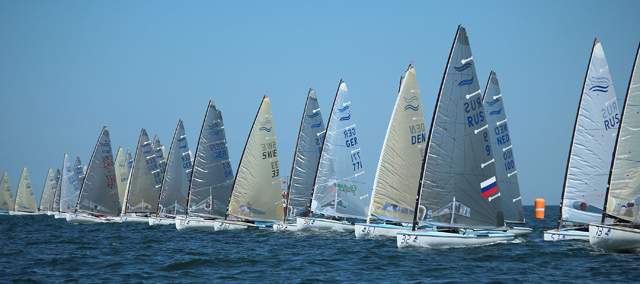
125,129,162,214
158,120,192,216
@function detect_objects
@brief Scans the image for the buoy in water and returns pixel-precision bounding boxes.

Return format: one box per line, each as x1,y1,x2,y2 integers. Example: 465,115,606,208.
535,198,545,219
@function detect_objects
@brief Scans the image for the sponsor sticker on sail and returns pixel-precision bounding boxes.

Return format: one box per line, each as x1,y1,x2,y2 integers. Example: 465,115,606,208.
480,176,498,198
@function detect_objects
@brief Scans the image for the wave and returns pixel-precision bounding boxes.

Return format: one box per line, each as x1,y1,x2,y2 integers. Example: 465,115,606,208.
589,85,610,92
337,105,350,113
404,104,420,111
259,127,272,132
206,123,219,129
403,96,419,103
142,150,151,154
179,145,187,149
310,123,322,128
590,76,611,84
307,113,320,119
489,109,502,116
259,120,272,126
458,76,474,87
453,62,472,72
486,98,501,106
209,130,220,136
339,114,351,121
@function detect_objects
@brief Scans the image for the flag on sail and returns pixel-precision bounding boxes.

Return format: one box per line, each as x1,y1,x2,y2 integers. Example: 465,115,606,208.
481,176,498,199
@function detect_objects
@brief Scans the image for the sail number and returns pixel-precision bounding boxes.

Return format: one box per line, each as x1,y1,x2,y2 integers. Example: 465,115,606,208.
351,151,363,171
261,142,278,159
344,127,358,148
222,161,233,178
102,156,114,168
106,173,116,187
503,149,515,172
271,161,280,178
181,155,192,169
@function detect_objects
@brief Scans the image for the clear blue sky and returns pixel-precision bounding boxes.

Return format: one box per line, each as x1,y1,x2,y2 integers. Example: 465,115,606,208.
2,1,639,206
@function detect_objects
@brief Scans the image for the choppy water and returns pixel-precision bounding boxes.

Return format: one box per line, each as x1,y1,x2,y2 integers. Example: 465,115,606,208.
2,206,640,283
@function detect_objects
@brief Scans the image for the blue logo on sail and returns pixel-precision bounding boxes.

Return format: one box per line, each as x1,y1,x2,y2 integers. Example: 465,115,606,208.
310,123,322,128
403,96,419,103
458,76,474,87
143,150,151,154
453,62,472,72
307,113,320,119
179,145,187,149
489,109,502,116
259,120,272,126
209,130,220,136
206,123,219,129
259,127,272,132
339,114,351,121
589,77,610,93
338,106,350,113
404,104,420,111
486,98,501,106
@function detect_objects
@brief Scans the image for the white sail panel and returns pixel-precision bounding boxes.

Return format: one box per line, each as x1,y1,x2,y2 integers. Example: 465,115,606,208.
417,26,503,229
0,172,14,213
14,167,38,213
114,147,129,211
76,126,120,216
153,135,167,181
126,148,133,175
38,168,56,212
188,101,235,218
52,169,61,212
312,81,370,219
371,66,426,222
482,71,525,224
59,154,80,213
74,157,85,189
228,96,284,222
158,120,191,217
125,129,162,214
285,89,325,219
562,41,619,225
605,43,640,222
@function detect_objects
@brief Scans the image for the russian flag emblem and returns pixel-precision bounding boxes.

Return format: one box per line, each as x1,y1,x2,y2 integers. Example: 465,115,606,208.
480,176,498,198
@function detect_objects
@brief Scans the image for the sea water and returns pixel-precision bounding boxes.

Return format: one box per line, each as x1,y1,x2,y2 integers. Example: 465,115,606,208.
2,206,640,283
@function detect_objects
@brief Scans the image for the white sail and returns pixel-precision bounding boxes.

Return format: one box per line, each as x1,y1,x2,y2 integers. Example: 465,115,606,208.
52,169,61,212
75,126,120,216
311,80,370,219
0,172,14,213
38,168,56,212
126,148,134,175
416,26,503,229
604,43,640,222
114,147,129,211
14,167,38,213
187,101,235,218
560,40,620,226
74,157,85,189
59,154,81,213
482,71,525,224
153,135,167,181
125,129,162,214
227,95,284,222
158,120,192,217
285,89,325,219
370,66,426,223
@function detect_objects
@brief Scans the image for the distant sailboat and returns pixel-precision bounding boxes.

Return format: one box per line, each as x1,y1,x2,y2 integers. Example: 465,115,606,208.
589,42,640,252
11,167,39,215
74,157,85,189
153,135,167,181
214,95,283,230
52,168,62,218
544,39,619,241
274,88,325,232
0,172,15,214
482,71,531,235
355,65,426,238
38,168,57,214
176,101,235,231
122,129,162,222
67,126,121,223
58,154,81,216
150,120,192,226
396,25,514,248
126,148,134,175
297,80,370,232
114,147,129,213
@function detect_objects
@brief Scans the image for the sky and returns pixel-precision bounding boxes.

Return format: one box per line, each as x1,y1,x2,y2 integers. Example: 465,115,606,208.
1,1,640,207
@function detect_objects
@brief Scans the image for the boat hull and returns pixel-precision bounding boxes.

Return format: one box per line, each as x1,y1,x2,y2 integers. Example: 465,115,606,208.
66,214,122,224
273,223,299,232
213,220,251,231
543,228,589,241
9,211,39,215
507,226,533,236
120,215,150,223
396,230,515,249
354,223,412,238
589,223,640,252
296,217,354,232
148,217,176,226
175,218,217,231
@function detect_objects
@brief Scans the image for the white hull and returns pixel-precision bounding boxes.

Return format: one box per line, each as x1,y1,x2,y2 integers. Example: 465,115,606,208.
507,226,533,236
354,223,412,238
120,215,150,223
213,220,252,231
589,223,640,252
46,211,56,215
543,228,589,241
9,211,39,215
66,214,122,224
273,223,299,232
397,230,515,249
296,217,354,232
148,217,176,226
175,218,217,231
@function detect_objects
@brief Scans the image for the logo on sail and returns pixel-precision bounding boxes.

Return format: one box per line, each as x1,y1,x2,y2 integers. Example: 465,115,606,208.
404,104,420,111
259,127,272,132
209,130,220,136
143,150,151,154
330,183,357,196
458,76,475,87
310,122,322,128
403,96,419,103
480,176,498,199
206,122,219,129
489,109,502,116
337,105,350,113
589,76,610,93
259,119,272,126
307,113,320,119
486,98,501,106
453,62,473,72
339,114,351,121
179,145,187,149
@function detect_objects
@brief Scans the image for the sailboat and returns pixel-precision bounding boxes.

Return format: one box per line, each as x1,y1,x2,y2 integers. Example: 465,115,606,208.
74,157,85,189
543,39,620,241
121,129,162,223
274,88,326,232
114,147,129,213
396,25,514,249
11,167,39,215
67,126,121,223
153,135,167,181
57,154,81,218
482,71,531,236
589,42,640,252
150,120,192,226
176,101,235,231
38,168,57,214
297,80,371,232
355,65,426,238
213,95,284,230
0,172,15,215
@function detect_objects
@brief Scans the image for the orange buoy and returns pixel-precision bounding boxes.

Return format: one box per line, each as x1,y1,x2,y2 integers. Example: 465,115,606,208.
535,198,545,219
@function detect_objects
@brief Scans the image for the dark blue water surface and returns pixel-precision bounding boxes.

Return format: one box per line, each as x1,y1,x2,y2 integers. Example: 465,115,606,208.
2,206,640,283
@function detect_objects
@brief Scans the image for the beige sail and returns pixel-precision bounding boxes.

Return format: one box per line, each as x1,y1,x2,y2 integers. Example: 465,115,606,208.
0,172,14,213
228,96,284,222
114,147,129,211
14,167,38,212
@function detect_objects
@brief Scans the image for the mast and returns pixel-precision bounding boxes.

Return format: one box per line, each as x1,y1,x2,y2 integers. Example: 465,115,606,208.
411,25,460,231
557,38,598,230
601,41,640,223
